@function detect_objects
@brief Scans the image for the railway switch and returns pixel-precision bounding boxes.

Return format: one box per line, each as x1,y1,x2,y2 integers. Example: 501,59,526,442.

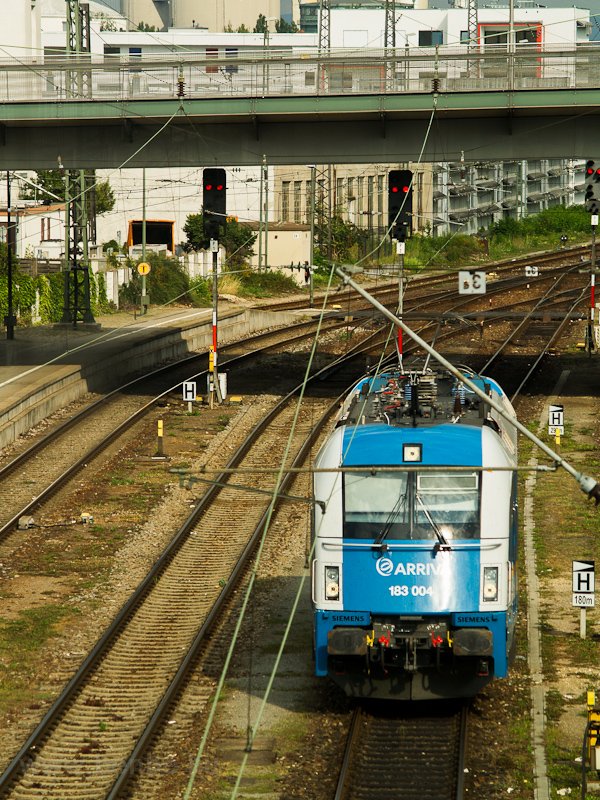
17,515,35,530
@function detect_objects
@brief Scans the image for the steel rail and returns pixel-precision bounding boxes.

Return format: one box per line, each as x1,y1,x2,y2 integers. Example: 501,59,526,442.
0,315,347,541
0,321,372,797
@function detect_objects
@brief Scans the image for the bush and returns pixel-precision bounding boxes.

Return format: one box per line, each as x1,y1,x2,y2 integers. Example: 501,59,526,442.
119,252,191,309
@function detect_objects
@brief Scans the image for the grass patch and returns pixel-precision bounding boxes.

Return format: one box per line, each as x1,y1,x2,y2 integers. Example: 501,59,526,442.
0,605,72,712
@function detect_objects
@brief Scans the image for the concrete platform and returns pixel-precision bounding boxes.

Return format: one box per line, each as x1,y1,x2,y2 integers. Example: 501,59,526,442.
0,304,296,450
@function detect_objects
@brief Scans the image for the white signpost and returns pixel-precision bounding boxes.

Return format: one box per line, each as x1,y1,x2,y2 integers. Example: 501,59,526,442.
458,270,486,295
573,560,595,638
525,265,539,277
183,381,197,413
548,404,564,437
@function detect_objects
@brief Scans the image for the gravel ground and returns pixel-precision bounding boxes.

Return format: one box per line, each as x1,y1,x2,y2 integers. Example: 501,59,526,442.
0,307,598,800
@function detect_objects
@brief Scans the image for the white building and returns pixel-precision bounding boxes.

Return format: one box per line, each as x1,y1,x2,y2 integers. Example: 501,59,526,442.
116,0,301,32
326,5,591,48
0,202,65,260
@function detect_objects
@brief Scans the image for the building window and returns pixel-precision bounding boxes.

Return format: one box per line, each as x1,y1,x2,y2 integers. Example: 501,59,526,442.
460,30,471,44
305,180,312,222
357,176,364,222
336,177,344,212
294,181,302,223
367,175,374,226
282,181,291,221
377,174,384,226
41,218,51,241
418,30,443,47
206,47,218,74
347,177,354,201
225,47,238,74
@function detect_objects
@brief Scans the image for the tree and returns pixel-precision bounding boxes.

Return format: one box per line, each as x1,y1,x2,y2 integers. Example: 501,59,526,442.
19,170,115,215
314,209,368,263
254,14,268,33
275,18,299,33
183,213,256,269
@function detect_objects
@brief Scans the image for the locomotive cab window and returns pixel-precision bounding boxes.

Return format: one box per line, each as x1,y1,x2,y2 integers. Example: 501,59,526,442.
343,470,480,540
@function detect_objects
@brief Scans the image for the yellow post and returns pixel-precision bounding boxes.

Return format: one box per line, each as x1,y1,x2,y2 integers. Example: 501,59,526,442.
157,419,164,457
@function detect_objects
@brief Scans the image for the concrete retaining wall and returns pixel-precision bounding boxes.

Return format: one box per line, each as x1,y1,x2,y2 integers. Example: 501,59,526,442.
0,309,297,450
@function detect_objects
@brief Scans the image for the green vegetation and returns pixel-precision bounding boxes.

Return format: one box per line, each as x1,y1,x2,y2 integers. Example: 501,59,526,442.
118,251,192,309
183,213,257,270
190,267,299,302
403,205,592,270
0,605,71,712
0,245,111,324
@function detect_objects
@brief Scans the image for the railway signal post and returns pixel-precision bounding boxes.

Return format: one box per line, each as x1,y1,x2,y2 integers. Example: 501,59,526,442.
203,169,227,406
585,161,600,352
388,170,413,368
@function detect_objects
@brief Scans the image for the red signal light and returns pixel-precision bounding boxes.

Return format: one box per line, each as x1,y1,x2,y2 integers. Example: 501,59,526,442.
216,183,224,190
596,169,600,177
402,185,410,193
205,183,213,191
391,186,399,193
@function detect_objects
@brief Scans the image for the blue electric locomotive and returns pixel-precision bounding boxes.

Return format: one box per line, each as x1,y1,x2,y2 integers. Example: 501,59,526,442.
312,365,518,700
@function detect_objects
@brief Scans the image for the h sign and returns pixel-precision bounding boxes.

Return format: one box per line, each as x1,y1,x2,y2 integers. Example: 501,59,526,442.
548,404,564,427
182,381,197,402
573,560,595,593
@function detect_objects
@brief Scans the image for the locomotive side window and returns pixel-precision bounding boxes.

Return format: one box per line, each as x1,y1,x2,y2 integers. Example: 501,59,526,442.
343,471,480,540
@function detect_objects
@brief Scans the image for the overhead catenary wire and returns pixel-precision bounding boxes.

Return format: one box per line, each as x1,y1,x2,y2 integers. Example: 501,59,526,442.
182,263,338,799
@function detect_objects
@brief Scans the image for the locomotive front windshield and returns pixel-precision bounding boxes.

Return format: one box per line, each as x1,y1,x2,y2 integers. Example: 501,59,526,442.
343,471,480,540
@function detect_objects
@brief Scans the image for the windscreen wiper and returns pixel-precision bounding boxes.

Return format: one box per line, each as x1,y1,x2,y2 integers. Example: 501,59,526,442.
374,492,407,547
416,493,452,551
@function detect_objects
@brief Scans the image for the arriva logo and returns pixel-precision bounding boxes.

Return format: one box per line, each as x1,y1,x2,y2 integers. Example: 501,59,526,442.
376,557,394,576
375,558,449,577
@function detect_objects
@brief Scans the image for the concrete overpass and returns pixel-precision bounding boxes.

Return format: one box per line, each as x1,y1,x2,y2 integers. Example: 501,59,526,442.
0,44,599,168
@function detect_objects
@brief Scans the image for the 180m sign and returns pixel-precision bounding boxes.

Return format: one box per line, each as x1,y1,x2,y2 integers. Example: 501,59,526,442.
573,593,595,608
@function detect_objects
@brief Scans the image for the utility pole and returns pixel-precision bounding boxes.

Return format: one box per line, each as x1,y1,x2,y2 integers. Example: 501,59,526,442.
589,213,598,354
465,0,478,77
140,167,149,314
5,172,15,340
384,0,397,90
309,165,316,308
258,156,265,271
318,0,330,93
264,158,270,270
63,0,95,327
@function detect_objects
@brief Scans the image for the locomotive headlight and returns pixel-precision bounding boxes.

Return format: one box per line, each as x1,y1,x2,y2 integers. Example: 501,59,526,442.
325,566,340,600
483,566,499,602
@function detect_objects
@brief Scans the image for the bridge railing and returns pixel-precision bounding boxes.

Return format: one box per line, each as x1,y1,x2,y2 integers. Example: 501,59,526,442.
0,43,598,104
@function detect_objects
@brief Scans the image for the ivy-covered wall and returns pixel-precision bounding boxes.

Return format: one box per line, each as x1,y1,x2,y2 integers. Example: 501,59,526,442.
0,271,111,325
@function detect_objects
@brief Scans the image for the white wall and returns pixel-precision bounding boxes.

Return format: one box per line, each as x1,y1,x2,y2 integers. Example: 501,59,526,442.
94,166,273,251
1,0,41,60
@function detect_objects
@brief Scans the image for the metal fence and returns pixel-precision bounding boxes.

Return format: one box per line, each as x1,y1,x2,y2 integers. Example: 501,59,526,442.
0,44,598,105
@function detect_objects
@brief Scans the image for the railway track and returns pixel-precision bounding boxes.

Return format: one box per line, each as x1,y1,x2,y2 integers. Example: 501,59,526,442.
256,243,592,313
0,316,355,543
335,704,468,800
0,250,592,797
0,384,344,798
